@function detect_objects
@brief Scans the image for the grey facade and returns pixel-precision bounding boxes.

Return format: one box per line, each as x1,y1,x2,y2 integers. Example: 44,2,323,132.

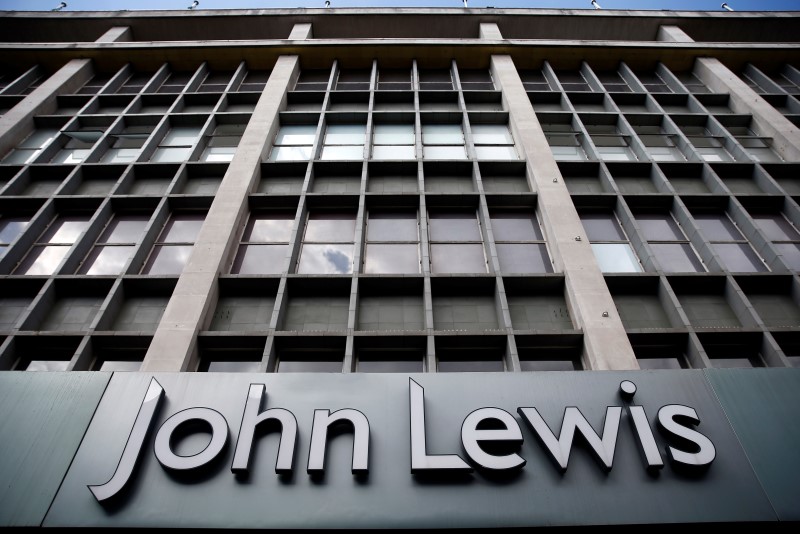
0,8,798,528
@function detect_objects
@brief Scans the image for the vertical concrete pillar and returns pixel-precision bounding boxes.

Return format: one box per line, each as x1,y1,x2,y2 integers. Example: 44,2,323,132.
141,24,312,372
485,25,637,370
659,25,800,161
0,26,132,158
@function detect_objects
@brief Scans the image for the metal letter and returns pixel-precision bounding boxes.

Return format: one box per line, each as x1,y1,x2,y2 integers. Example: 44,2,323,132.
518,406,621,473
461,407,525,471
409,378,471,473
231,384,297,474
154,408,228,471
88,377,164,503
657,404,716,467
307,408,369,474
628,405,664,471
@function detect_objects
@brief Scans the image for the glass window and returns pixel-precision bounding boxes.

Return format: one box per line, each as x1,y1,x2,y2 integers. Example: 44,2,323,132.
752,214,800,241
377,69,411,91
0,215,29,255
422,124,466,160
472,124,518,160
519,70,551,91
635,213,704,273
372,124,415,160
15,214,91,275
297,212,356,274
459,70,494,91
2,128,58,164
269,124,316,161
418,69,453,91
597,71,631,93
725,125,783,163
364,211,419,274
693,212,767,272
679,125,736,162
586,124,636,162
320,124,366,161
636,72,671,93
580,213,642,273
142,213,205,275
231,212,294,274
101,124,153,163
201,123,245,162
51,128,104,164
556,70,591,92
490,210,551,274
429,211,486,274
542,123,586,161
151,125,201,163
78,214,149,275
633,125,685,162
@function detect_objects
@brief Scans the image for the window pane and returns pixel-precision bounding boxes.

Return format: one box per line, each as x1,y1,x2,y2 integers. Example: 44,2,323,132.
79,245,134,275
278,359,342,373
245,215,295,242
636,214,685,241
423,146,467,160
430,243,486,273
694,214,743,240
713,243,768,272
269,146,312,161
231,244,288,274
367,212,417,241
275,125,316,145
490,213,543,241
580,214,626,241
591,243,642,272
297,243,354,274
472,124,513,145
20,129,58,148
776,243,800,270
422,124,463,145
161,126,201,146
151,147,192,162
428,212,481,241
101,148,140,163
324,124,366,145
305,213,355,242
42,217,90,243
651,243,705,272
520,360,578,371
372,145,415,160
438,360,503,372
142,245,193,274
475,146,518,160
206,361,262,372
496,243,552,273
100,216,149,243
17,246,69,275
752,214,800,241
200,146,236,162
358,359,423,373
161,216,204,242
597,146,636,161
98,361,142,372
374,124,414,144
0,217,29,243
320,145,364,160
364,244,419,274
25,360,70,372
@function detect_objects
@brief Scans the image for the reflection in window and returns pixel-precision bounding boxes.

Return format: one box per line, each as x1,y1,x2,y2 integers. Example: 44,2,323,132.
490,210,552,273
429,211,486,274
693,212,768,272
297,212,355,274
679,125,736,162
142,213,205,275
542,122,586,161
364,211,419,274
725,126,783,163
51,128,104,164
320,124,366,161
0,215,29,257
422,124,466,160
585,124,636,162
268,124,316,161
632,125,685,162
101,124,153,163
151,125,201,163
231,212,294,274
580,213,642,273
635,212,704,272
200,123,245,162
372,124,414,160
78,214,150,275
750,212,800,270
15,214,92,275
472,124,518,160
2,128,58,164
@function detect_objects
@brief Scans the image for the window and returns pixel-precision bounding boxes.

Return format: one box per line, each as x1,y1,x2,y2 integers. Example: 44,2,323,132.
580,213,642,273
157,71,193,94
151,125,201,163
596,71,631,93
635,213,704,272
675,72,710,94
294,70,330,92
556,70,591,92
296,212,355,274
490,210,552,273
750,212,800,271
141,213,204,275
371,123,414,160
2,128,58,164
78,214,149,275
197,71,232,93
320,124,365,161
418,69,453,91
585,124,636,161
693,212,768,272
636,71,671,93
459,70,494,91
51,127,105,164
231,212,294,274
519,70,551,92
632,125,685,162
377,68,411,91
200,123,244,162
428,211,487,274
335,69,371,91
76,73,112,95
238,70,270,92
471,124,518,160
422,124,466,160
15,214,91,275
725,126,783,163
679,125,735,162
0,215,29,256
268,124,316,161
542,122,586,161
116,72,152,94
364,211,419,274
101,124,153,163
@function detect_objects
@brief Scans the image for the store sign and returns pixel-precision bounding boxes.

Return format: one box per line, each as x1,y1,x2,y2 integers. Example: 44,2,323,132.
89,377,715,504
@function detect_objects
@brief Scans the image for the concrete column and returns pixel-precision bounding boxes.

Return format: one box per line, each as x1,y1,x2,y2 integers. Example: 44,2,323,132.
0,26,132,159
489,53,638,370
659,25,800,162
141,24,311,372
479,23,503,40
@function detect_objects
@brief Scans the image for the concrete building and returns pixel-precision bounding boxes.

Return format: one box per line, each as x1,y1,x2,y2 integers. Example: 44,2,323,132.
0,7,798,528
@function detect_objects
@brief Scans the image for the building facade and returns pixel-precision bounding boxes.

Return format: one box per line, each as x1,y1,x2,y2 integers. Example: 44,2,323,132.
0,8,798,528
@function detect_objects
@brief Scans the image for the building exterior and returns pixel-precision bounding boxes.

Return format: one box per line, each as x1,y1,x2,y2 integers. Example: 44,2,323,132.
0,7,798,528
